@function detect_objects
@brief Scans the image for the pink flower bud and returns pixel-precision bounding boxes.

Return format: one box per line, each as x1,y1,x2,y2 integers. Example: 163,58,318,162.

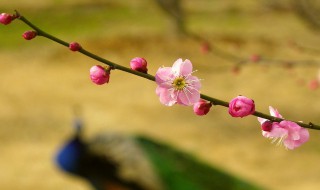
261,121,273,132
22,31,37,40
231,65,241,75
200,42,211,54
308,79,319,90
0,13,13,25
130,57,148,73
193,100,212,116
250,54,261,63
89,65,110,85
69,42,82,51
228,95,255,118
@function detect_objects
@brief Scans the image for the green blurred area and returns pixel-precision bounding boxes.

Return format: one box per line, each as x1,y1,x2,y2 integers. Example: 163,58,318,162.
1,0,320,190
138,136,264,190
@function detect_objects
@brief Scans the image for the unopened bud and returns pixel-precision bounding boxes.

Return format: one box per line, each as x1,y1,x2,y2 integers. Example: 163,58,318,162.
308,79,319,90
200,42,211,54
69,42,82,51
89,65,110,85
250,54,261,63
228,95,255,118
0,13,13,25
130,57,148,73
261,121,273,132
22,31,37,40
193,100,212,116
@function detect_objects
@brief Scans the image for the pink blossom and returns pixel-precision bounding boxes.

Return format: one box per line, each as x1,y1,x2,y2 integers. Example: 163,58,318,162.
279,121,309,150
258,106,309,149
228,95,255,117
193,99,212,116
0,13,13,25
130,57,148,73
69,42,82,51
22,31,37,40
89,65,110,85
258,106,286,139
155,58,201,106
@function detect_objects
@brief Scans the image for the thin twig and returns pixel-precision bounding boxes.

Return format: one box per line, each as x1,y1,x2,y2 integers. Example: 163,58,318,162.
15,10,320,130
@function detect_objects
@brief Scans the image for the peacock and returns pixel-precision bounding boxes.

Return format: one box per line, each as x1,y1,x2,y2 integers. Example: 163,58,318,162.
55,119,264,190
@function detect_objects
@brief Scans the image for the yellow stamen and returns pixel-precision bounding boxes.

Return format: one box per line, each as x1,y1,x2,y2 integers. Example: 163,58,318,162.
172,77,186,90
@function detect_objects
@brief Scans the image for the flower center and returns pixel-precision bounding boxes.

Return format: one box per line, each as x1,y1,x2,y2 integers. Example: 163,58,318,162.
172,77,186,90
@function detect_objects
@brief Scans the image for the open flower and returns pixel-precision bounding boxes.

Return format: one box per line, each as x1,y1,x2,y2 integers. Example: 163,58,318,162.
155,58,201,106
258,106,309,150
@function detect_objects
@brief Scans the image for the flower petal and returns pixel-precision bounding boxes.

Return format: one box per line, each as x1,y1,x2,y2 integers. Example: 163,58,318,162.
177,87,200,106
269,106,283,118
186,75,201,90
156,86,176,106
280,120,309,149
297,128,310,143
258,117,267,125
172,58,193,76
155,67,173,88
262,122,287,138
283,139,295,150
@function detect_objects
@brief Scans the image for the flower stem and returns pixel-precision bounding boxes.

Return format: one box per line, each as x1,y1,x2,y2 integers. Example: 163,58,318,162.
15,11,320,130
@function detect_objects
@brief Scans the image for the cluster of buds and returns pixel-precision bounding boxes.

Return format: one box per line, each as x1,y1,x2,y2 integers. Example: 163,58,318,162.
89,57,150,86
1,12,38,41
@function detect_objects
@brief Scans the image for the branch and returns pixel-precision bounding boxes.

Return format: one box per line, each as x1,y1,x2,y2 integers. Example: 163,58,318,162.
189,33,320,68
12,10,320,131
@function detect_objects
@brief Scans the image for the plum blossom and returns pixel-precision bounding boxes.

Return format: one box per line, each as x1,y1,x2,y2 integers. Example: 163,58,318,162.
258,106,309,150
279,121,309,150
155,58,201,106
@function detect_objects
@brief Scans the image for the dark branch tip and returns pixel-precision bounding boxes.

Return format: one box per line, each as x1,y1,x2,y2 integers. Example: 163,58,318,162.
309,122,314,128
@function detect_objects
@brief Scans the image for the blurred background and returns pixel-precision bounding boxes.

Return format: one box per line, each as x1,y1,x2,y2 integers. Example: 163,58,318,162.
1,0,320,189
